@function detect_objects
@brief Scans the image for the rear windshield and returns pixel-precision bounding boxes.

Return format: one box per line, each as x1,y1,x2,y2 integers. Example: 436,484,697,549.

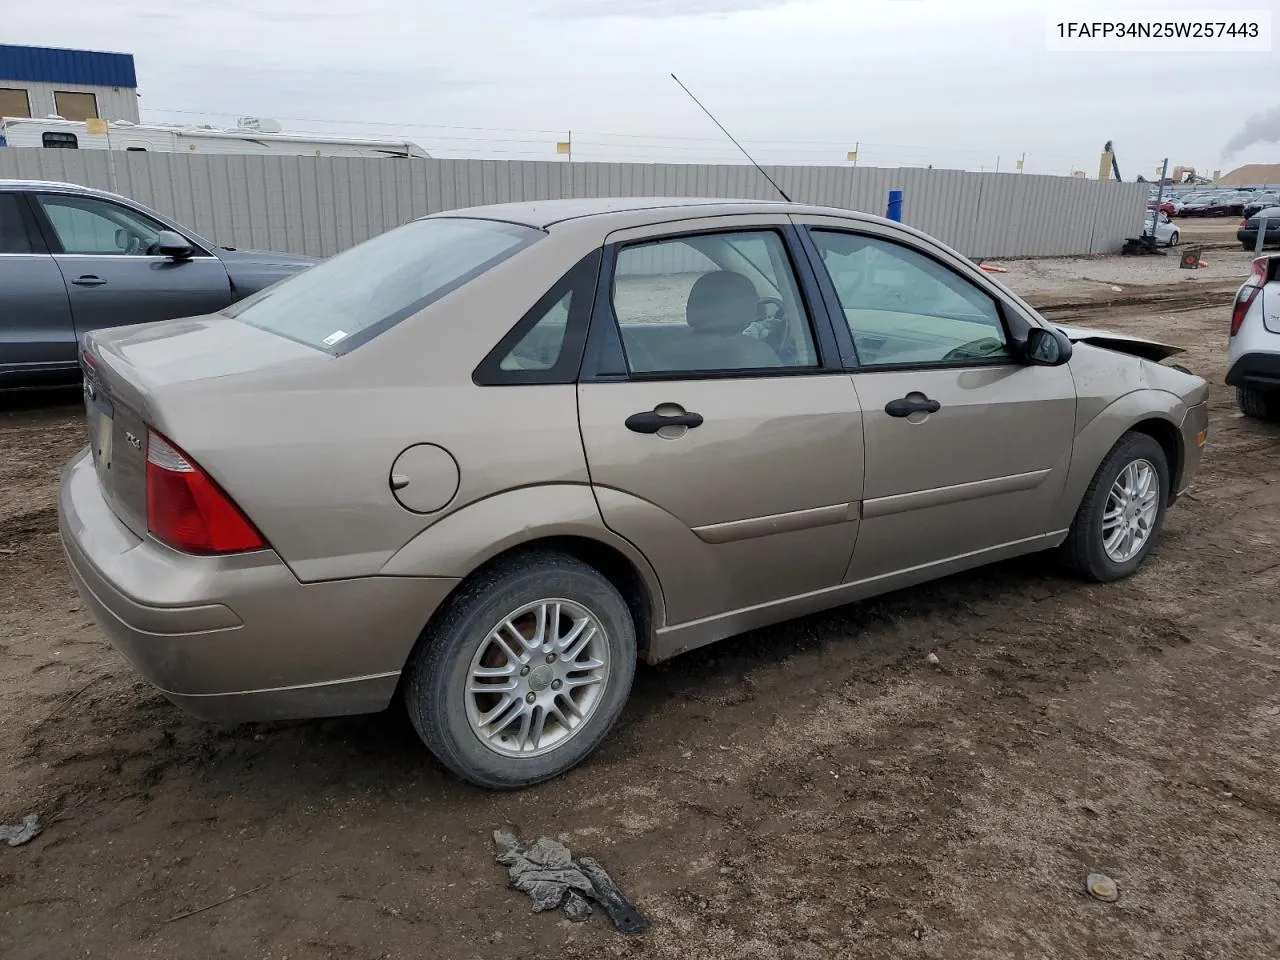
225,217,542,352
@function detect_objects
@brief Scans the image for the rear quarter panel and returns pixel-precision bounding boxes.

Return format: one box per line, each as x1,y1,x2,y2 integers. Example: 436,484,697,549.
158,222,609,583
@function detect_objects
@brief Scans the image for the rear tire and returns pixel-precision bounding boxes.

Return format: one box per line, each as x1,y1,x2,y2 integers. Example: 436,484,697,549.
1060,433,1169,582
1237,386,1280,421
403,551,636,790
1168,231,1179,247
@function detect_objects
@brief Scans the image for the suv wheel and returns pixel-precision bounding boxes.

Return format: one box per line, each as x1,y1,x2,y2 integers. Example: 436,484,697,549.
403,551,637,789
1237,386,1280,421
1061,432,1169,582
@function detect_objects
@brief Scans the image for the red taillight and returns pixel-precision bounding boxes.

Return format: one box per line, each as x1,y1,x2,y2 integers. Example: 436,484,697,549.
1230,259,1268,337
145,430,265,554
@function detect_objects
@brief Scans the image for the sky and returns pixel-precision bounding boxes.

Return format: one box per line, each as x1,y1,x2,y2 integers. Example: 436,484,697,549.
7,0,1279,177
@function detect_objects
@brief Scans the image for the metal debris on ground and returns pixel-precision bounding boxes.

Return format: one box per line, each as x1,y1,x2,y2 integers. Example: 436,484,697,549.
0,813,41,847
1086,872,1119,902
493,829,648,933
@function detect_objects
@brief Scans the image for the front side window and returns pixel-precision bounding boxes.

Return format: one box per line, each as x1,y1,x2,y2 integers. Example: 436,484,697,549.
226,217,541,352
810,230,1010,367
37,194,168,255
610,229,818,375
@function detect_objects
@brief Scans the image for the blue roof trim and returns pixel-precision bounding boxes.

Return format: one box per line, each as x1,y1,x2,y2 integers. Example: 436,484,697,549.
0,45,136,88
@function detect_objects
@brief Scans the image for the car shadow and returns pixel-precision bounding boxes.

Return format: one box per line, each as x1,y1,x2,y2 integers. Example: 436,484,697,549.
51,550,1074,806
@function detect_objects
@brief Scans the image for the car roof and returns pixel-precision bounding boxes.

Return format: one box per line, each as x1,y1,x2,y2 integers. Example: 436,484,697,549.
427,196,892,231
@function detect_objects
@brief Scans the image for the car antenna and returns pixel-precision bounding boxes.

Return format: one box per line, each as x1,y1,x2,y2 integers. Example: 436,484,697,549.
669,73,792,203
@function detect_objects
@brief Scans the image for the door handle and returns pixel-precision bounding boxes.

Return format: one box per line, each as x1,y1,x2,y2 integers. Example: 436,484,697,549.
624,409,704,434
885,396,941,418
71,275,107,287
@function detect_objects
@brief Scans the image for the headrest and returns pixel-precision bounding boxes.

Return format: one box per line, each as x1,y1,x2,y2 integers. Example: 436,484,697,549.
685,271,758,335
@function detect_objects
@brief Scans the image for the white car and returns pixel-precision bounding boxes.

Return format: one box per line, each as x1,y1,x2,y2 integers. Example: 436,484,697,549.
1145,211,1180,246
1226,255,1280,419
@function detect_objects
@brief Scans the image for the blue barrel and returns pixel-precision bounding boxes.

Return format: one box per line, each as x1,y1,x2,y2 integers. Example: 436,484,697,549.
886,189,904,222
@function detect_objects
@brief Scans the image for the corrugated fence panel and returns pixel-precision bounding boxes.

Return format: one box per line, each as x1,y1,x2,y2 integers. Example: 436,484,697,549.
0,149,1148,259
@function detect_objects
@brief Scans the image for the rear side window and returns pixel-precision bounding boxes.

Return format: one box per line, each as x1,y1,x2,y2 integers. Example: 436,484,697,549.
226,217,542,353
0,194,33,254
473,249,601,385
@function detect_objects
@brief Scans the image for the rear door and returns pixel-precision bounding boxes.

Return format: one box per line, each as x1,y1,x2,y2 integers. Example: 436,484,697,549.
795,217,1077,585
31,191,233,338
576,216,863,631
0,190,77,381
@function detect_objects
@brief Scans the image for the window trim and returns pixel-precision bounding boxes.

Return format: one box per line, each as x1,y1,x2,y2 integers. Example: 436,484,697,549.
580,223,844,383
798,224,1032,373
472,248,602,386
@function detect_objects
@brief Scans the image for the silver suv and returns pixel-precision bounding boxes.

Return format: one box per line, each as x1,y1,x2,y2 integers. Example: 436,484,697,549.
1227,255,1280,419
0,180,315,388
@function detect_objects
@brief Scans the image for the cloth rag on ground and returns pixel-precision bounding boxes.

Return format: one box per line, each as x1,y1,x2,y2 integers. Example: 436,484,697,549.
493,829,648,933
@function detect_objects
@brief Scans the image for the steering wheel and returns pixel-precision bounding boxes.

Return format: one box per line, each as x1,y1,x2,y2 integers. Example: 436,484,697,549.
941,337,1006,362
753,297,790,352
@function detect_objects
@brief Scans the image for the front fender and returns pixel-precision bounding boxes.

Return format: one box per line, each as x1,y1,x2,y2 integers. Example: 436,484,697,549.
1050,388,1187,531
378,483,667,627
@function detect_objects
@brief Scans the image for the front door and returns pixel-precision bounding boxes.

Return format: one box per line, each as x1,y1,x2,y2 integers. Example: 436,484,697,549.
798,220,1077,585
576,218,864,633
32,191,233,338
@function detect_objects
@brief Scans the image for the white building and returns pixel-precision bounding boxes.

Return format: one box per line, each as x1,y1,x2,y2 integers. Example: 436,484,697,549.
0,43,140,126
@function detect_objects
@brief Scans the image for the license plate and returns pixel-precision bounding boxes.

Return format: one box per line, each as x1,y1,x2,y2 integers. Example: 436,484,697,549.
93,409,113,468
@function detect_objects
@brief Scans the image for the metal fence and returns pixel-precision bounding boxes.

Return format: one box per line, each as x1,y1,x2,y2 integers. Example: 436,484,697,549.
0,148,1149,259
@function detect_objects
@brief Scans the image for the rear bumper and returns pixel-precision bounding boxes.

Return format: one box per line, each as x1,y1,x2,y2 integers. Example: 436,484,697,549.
1225,352,1280,390
58,449,459,721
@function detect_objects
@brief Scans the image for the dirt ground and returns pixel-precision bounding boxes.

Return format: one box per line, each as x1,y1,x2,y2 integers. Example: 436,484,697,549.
3,256,1279,960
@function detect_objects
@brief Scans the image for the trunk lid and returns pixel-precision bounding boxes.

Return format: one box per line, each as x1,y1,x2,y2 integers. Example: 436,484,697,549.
80,314,328,539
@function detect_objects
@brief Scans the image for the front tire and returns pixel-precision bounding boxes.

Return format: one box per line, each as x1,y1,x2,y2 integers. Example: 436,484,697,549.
1061,433,1169,582
1237,386,1280,421
403,551,637,790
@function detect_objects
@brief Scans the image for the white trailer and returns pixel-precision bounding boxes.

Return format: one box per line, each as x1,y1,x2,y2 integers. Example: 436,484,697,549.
0,116,430,158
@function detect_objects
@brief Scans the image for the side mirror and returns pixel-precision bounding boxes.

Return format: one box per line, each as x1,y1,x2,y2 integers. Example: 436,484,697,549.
1023,326,1072,366
154,229,194,260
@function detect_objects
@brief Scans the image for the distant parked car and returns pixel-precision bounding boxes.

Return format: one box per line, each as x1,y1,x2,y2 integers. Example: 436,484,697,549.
1144,211,1180,246
1243,194,1280,218
1227,255,1280,418
1147,199,1176,217
0,179,316,387
1238,207,1280,250
1177,195,1215,217
1204,193,1252,218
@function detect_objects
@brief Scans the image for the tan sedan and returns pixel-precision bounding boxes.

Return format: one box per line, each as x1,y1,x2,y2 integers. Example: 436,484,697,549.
59,198,1209,788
